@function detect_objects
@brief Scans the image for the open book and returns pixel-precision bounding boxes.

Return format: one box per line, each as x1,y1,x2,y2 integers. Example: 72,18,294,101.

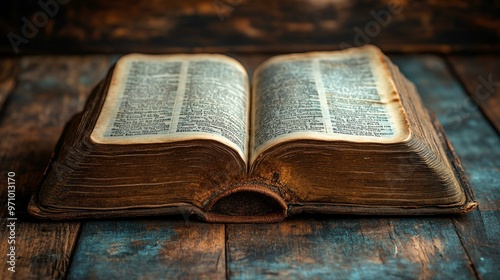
28,45,477,223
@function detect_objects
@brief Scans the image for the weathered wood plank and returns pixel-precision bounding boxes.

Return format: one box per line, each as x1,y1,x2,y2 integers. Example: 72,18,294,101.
67,219,226,279
0,55,112,279
392,55,500,280
1,0,498,55
452,210,500,280
447,55,500,133
227,217,475,279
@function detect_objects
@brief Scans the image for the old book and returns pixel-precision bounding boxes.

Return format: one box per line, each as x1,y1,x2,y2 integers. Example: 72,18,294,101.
28,45,477,223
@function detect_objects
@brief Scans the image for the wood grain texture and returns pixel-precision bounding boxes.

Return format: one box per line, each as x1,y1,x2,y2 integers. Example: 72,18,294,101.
1,0,498,55
0,55,113,279
227,217,475,279
68,219,226,279
447,55,500,134
393,55,500,280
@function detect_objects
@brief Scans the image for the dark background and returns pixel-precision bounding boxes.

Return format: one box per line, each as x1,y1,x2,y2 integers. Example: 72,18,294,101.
1,0,499,55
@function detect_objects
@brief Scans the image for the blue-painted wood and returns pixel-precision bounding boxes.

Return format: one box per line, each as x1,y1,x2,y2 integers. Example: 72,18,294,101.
0,56,111,279
393,55,500,280
67,219,225,279
447,55,500,134
227,217,475,279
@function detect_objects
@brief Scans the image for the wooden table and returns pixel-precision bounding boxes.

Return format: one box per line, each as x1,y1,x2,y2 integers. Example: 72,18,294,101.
0,54,498,279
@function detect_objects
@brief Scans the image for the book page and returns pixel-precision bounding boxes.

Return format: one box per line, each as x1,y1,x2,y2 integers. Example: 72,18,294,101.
251,46,409,163
91,54,249,161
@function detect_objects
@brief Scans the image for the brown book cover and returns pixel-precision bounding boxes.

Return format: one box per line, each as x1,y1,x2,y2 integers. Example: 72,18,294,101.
28,46,478,223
